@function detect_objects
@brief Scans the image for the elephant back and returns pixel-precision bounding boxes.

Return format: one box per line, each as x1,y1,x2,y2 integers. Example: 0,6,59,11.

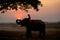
30,20,45,25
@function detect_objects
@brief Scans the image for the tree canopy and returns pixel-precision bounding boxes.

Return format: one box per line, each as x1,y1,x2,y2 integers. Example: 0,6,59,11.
0,0,42,13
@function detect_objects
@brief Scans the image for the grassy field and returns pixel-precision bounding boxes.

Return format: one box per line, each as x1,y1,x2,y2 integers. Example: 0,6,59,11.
0,23,60,40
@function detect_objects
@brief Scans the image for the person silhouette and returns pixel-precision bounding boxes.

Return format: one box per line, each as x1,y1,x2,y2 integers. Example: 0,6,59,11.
27,14,31,20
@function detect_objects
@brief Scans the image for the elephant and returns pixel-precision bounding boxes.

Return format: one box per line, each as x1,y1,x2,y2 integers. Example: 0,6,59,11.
16,18,45,39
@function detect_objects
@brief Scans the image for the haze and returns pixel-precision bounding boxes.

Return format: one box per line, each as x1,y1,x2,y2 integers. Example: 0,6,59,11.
0,0,60,23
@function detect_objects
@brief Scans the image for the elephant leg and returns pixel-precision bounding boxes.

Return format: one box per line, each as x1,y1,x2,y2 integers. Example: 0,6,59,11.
39,31,43,39
39,31,45,40
26,28,32,38
42,25,46,40
42,28,45,40
39,29,45,40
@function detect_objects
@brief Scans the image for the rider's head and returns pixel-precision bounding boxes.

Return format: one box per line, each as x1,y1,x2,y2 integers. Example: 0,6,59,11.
27,14,31,20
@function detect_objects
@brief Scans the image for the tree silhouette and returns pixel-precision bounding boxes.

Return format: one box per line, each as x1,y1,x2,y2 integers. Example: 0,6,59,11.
0,0,42,13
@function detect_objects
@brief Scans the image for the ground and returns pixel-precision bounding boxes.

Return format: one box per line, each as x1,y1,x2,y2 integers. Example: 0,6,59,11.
0,23,60,40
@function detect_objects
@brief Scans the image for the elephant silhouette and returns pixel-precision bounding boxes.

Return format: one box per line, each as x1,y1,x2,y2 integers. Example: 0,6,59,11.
16,18,45,39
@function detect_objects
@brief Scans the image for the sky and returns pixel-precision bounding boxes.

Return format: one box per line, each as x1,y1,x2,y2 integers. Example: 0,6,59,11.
0,0,60,23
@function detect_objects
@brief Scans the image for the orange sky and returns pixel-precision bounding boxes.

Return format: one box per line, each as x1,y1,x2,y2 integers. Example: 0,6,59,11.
0,0,60,23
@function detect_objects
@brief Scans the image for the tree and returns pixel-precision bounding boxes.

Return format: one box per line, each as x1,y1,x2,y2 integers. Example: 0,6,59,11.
0,0,42,13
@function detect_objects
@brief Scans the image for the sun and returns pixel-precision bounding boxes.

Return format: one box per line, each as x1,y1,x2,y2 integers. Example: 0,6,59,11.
17,17,21,19
14,12,26,20
15,13,21,19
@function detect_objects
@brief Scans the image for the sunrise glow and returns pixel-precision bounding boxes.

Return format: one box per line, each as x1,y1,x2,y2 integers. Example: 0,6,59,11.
14,11,27,20
0,0,60,23
15,13,22,19
17,18,21,19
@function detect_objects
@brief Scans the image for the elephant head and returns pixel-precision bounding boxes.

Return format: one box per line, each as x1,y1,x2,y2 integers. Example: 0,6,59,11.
16,18,30,26
16,14,31,26
16,19,21,24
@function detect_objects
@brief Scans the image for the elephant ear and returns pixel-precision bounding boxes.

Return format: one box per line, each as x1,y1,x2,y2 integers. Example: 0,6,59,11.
20,18,28,26
23,18,29,23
